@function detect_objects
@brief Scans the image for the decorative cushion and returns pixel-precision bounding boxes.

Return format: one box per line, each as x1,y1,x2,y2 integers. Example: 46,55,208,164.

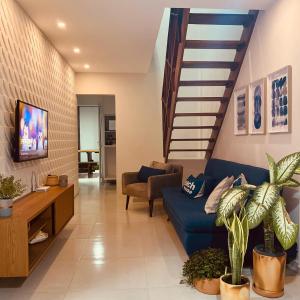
197,174,218,196
151,161,173,174
232,173,248,187
137,166,166,183
182,175,205,199
204,176,234,214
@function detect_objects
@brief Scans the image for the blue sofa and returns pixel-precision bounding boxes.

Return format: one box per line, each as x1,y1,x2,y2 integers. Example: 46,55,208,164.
162,159,270,262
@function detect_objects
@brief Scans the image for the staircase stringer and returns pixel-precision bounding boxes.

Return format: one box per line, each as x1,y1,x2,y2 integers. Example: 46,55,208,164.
205,10,259,160
163,9,190,162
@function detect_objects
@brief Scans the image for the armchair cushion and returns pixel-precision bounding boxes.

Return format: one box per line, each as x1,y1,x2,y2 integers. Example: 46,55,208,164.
137,166,166,182
122,172,139,194
126,182,148,198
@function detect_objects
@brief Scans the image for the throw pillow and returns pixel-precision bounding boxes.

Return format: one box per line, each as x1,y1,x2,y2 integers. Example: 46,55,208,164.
182,175,205,199
232,173,248,187
137,166,166,183
196,174,216,196
204,176,234,214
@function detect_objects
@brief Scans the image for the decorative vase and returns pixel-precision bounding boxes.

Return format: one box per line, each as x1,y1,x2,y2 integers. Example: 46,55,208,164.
252,245,286,298
0,199,13,218
220,274,250,300
194,278,220,295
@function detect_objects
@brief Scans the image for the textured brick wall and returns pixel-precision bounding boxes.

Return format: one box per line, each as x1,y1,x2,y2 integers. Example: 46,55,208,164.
0,0,78,195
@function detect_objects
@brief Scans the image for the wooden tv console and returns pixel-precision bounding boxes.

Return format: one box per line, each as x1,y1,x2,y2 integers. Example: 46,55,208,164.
0,184,74,277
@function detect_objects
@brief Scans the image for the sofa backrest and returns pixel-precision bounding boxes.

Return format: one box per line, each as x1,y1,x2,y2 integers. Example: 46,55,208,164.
204,158,269,186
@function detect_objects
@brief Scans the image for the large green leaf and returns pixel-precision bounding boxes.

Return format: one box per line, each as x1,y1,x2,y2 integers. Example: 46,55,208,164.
246,183,280,229
240,213,249,256
266,153,277,184
279,178,300,188
276,152,300,184
272,197,299,250
295,166,300,175
216,188,249,226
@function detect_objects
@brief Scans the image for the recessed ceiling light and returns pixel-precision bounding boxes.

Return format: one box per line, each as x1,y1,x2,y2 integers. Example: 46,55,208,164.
84,64,90,69
73,47,80,54
57,21,66,29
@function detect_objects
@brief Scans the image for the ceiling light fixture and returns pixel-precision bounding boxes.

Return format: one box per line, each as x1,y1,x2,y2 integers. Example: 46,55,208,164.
84,64,90,69
57,21,66,29
73,47,81,54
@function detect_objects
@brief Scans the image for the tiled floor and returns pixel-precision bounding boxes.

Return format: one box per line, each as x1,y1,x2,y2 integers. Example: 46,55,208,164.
0,178,299,299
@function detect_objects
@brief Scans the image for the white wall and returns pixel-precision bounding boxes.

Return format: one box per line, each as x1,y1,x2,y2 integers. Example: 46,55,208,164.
213,0,300,258
0,0,78,195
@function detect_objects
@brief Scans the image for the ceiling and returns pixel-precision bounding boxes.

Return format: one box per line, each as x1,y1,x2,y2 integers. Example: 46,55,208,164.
17,0,276,73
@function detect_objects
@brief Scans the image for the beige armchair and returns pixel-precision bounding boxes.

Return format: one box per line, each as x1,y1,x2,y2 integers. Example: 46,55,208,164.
122,161,183,217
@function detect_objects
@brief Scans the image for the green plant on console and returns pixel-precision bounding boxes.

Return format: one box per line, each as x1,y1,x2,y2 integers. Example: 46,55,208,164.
246,152,300,253
182,248,228,286
0,175,26,199
216,185,250,285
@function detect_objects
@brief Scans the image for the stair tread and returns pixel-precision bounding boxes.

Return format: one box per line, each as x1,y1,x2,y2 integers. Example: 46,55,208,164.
189,13,255,26
185,40,245,50
171,138,215,141
176,97,228,102
173,126,219,130
179,80,234,86
175,112,224,117
182,61,239,69
169,149,213,152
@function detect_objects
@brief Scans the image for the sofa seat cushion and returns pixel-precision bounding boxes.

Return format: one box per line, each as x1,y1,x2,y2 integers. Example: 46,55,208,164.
162,187,226,234
126,183,147,198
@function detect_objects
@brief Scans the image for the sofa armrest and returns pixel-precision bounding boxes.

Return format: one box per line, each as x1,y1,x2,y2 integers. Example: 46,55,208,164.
122,172,139,194
148,173,182,200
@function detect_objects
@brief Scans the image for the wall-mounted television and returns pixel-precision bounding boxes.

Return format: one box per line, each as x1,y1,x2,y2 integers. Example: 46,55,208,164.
14,100,48,162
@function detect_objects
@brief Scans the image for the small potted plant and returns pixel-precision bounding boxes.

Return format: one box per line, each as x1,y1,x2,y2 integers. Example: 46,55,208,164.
245,152,300,298
182,248,228,295
0,175,26,217
216,185,252,300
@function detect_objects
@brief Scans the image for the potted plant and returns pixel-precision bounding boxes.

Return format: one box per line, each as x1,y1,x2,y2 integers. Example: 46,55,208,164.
245,152,300,298
0,175,26,217
182,248,228,295
216,185,252,300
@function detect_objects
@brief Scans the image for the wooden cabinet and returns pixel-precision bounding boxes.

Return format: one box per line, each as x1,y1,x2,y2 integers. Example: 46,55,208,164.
0,185,74,277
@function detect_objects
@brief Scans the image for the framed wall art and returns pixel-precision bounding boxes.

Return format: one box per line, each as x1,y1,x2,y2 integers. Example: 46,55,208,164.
267,66,292,133
234,86,248,135
249,78,266,135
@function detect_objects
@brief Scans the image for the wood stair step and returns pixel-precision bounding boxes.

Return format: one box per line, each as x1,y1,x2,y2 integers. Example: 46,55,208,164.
179,80,234,87
175,112,224,118
176,97,228,102
171,138,215,142
173,125,219,130
189,13,255,26
185,40,246,50
182,61,239,70
169,149,213,152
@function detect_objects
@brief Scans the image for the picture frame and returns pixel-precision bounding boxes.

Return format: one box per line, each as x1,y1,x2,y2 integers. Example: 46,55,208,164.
234,86,248,135
249,78,266,135
267,66,292,133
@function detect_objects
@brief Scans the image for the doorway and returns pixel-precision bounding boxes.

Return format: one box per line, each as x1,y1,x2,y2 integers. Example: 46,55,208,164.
77,95,116,184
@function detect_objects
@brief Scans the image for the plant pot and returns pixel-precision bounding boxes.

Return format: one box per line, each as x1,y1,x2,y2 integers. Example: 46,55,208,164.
253,245,286,298
220,274,250,300
0,199,13,218
194,278,220,295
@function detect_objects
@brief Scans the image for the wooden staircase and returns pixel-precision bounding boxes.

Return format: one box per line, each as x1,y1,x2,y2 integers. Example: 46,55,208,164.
162,9,258,162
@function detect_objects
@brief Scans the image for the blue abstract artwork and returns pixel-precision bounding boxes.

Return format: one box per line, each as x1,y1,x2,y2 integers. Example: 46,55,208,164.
234,87,248,135
268,66,291,133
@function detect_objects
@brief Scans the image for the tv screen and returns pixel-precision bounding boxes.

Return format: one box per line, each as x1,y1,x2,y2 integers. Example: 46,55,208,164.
14,100,48,162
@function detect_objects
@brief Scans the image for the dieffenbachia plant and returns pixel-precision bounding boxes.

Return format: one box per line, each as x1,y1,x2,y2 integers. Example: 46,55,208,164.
216,152,300,261
246,152,300,252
